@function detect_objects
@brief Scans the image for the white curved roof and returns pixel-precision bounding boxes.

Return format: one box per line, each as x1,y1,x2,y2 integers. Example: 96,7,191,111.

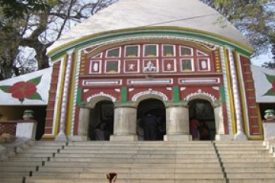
48,0,250,53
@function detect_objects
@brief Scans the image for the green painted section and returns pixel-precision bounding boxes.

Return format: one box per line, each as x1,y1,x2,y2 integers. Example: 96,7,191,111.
172,86,180,103
76,88,82,106
50,27,252,60
220,86,226,103
121,87,128,103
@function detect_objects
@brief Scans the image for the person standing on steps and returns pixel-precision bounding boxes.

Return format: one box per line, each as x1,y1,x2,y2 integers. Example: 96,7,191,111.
190,118,200,140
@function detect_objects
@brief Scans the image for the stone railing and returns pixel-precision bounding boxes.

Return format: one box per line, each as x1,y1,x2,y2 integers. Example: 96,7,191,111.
0,120,37,140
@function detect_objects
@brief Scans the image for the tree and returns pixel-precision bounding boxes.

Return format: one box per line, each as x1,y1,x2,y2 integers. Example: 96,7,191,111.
0,0,116,80
200,0,275,60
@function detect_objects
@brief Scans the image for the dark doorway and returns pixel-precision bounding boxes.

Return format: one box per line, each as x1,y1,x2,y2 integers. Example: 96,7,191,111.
189,99,215,140
89,101,114,141
137,99,166,141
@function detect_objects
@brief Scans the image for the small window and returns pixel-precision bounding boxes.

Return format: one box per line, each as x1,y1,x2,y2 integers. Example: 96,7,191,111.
180,46,193,56
198,58,210,71
163,45,175,57
106,48,120,58
144,44,157,57
181,59,194,72
105,60,120,73
89,60,101,74
125,45,139,57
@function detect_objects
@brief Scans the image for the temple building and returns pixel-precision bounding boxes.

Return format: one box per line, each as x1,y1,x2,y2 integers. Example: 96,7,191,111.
1,0,275,141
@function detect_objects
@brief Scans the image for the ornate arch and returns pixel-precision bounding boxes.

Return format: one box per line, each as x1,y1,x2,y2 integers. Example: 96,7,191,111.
132,89,168,103
184,89,220,107
86,92,116,108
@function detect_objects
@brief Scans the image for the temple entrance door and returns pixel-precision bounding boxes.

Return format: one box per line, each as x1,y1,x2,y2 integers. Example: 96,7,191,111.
89,100,114,141
137,99,166,141
189,99,216,140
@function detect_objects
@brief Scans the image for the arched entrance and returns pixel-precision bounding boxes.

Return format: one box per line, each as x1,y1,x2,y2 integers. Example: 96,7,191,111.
89,100,114,140
137,99,166,141
189,99,216,140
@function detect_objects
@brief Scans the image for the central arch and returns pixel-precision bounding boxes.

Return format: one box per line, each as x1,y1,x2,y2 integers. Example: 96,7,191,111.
137,99,166,141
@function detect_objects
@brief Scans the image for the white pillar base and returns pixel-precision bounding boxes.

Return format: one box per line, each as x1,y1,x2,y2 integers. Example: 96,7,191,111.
110,135,138,141
68,135,88,141
215,134,234,141
234,131,247,141
164,134,191,141
55,131,68,142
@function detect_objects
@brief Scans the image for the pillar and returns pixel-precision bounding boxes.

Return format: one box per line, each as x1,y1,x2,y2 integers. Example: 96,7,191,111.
227,48,247,140
56,49,74,141
214,104,233,141
110,104,138,141
164,103,191,141
70,107,90,141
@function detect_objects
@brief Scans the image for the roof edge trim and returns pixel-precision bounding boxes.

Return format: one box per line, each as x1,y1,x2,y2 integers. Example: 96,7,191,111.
48,26,253,60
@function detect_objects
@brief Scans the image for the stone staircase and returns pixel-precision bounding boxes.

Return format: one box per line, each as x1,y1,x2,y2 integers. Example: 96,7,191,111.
215,141,275,183
0,141,274,183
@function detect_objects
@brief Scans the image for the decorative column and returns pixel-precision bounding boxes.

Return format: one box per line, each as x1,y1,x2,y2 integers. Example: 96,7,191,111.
70,107,90,141
214,103,232,141
55,49,74,141
227,48,247,140
164,102,191,141
110,103,138,141
219,47,233,136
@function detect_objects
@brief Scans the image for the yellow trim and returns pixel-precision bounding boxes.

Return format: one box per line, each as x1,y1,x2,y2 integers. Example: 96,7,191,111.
223,47,237,134
48,26,253,57
53,57,67,136
256,104,264,137
234,51,249,136
66,50,78,135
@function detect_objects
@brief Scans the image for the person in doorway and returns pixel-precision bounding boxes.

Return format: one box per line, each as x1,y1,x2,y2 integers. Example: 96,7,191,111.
190,118,200,140
199,121,210,140
143,113,159,140
95,122,106,140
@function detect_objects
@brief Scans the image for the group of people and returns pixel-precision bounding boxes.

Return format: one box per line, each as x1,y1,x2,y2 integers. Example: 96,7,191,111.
138,113,165,140
190,118,210,140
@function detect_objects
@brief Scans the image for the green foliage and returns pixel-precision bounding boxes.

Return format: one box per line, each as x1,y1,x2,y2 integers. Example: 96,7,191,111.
28,76,42,85
0,85,10,93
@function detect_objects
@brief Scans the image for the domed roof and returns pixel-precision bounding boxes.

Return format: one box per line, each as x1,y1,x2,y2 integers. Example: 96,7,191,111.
48,0,251,55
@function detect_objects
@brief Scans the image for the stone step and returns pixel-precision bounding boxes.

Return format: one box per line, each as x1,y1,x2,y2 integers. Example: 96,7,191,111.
15,153,55,158
38,167,223,173
229,179,275,183
57,150,217,155
26,177,226,183
9,157,49,161
226,167,275,173
45,161,221,168
0,178,24,183
50,157,220,163
227,173,275,179
224,162,275,168
32,172,224,179
217,151,268,154
54,152,218,159
218,154,272,158
23,149,60,153
0,166,36,172
0,161,42,167
0,171,28,178
222,158,275,163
